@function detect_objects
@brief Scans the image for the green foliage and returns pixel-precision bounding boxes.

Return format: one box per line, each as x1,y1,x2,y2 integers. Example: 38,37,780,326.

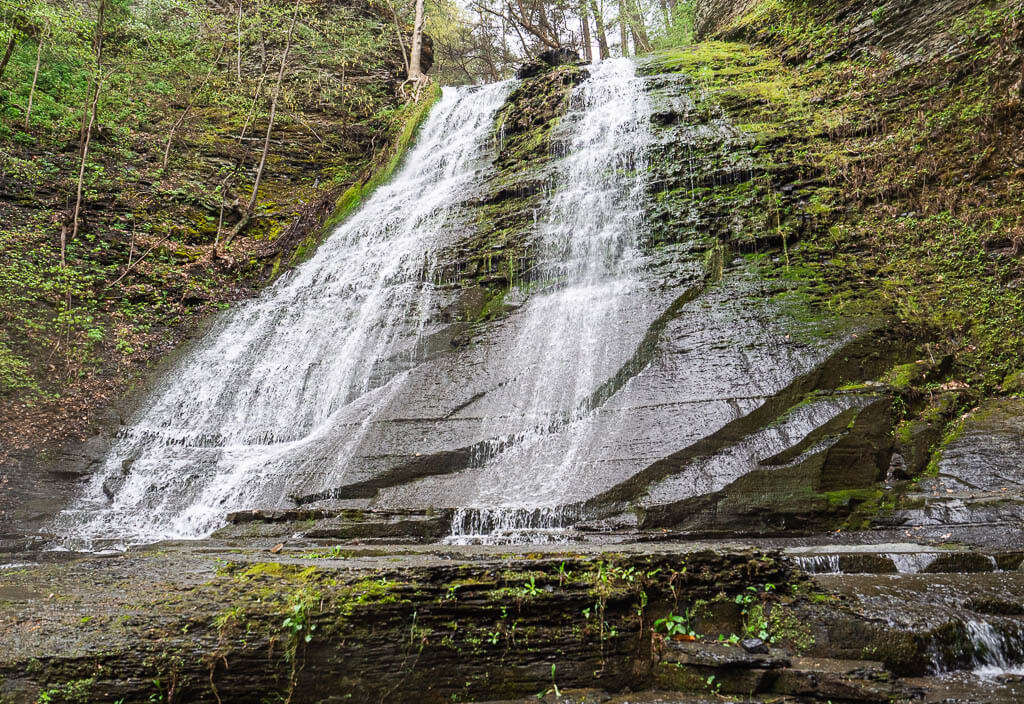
653,0,696,49
735,585,771,641
0,0,411,423
320,83,441,236
535,663,561,699
35,678,95,704
653,611,697,638
0,341,38,395
650,0,1024,394
282,591,319,652
519,575,542,597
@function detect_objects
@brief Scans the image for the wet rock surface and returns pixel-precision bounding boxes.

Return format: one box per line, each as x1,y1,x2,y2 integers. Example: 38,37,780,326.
2,541,1023,703
929,399,1024,493
2,3,1023,703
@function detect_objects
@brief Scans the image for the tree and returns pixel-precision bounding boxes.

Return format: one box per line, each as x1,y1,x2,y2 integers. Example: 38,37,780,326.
579,0,592,62
427,0,519,84
625,0,652,52
406,0,427,93
589,0,609,59
70,0,109,266
236,0,243,80
24,19,47,129
618,3,628,56
162,42,227,169
230,0,301,241
0,0,31,84
0,32,15,82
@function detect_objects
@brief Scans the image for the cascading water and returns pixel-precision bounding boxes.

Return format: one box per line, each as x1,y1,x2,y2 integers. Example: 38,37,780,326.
448,58,653,543
55,58,654,548
965,620,1024,679
52,83,511,546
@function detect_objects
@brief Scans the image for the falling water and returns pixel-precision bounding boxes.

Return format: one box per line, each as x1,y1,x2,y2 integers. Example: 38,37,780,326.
966,620,1024,679
53,83,511,546
448,58,653,542
927,619,1024,677
794,555,841,574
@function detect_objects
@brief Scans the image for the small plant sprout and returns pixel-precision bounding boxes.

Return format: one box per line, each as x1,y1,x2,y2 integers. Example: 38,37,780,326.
653,611,697,639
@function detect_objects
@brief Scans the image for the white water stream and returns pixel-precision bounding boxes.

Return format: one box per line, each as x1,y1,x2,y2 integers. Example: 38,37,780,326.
965,620,1024,679
448,58,652,541
55,59,653,547
54,83,511,545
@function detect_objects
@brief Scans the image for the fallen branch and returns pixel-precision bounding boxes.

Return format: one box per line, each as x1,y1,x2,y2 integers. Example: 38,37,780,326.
103,233,172,291
227,0,301,246
162,44,227,170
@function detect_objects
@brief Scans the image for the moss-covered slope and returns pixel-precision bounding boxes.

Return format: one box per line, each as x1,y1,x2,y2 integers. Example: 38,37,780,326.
0,0,423,464
674,0,1023,394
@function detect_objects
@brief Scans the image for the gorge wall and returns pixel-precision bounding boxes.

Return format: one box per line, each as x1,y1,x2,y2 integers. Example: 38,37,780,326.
4,0,1022,549
1,1,1024,702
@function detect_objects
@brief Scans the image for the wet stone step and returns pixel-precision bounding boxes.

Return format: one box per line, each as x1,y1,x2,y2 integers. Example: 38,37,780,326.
214,508,456,542
787,545,1024,574
654,641,906,701
469,691,786,703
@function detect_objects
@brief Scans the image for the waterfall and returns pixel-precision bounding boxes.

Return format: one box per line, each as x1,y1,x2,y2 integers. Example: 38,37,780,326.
966,620,1024,679
53,58,654,548
793,555,841,574
52,83,511,546
448,58,652,543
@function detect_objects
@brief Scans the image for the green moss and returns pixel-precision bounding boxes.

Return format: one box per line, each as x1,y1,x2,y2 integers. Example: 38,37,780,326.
477,287,509,321
240,562,322,583
36,677,95,704
883,362,928,390
320,84,442,238
645,2,1024,394
924,416,967,477
334,577,404,617
1000,369,1024,395
768,608,815,651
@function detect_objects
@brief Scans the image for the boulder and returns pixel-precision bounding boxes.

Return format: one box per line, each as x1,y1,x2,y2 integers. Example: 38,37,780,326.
516,46,580,78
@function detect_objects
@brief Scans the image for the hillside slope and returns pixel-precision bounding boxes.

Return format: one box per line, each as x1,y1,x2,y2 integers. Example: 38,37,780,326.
0,0,423,457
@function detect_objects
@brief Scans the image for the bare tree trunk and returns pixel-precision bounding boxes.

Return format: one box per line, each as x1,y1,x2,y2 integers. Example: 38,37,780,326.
215,71,267,256
630,0,653,51
229,0,299,243
506,4,532,54
0,34,15,83
629,25,641,55
162,45,226,169
236,0,243,80
619,11,629,57
538,1,557,46
80,74,93,146
408,0,426,82
69,0,107,266
238,71,267,142
658,0,670,31
25,29,44,129
580,0,593,62
590,0,609,59
385,0,410,76
479,10,497,81
256,0,267,73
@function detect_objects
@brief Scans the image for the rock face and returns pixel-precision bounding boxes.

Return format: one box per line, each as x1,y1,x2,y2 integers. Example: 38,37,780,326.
3,543,1024,703
3,3,1024,702
694,0,755,38
305,59,903,538
8,0,1019,564
877,399,1024,549
35,47,910,546
934,399,1024,492
516,47,581,78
